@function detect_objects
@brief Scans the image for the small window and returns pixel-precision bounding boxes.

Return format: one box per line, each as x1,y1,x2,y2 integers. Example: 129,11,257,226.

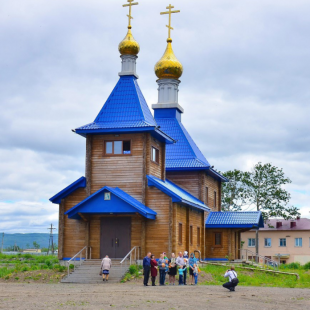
105,141,131,155
178,223,183,244
151,146,159,164
264,238,271,247
279,238,286,247
189,226,193,245
197,227,201,246
248,238,256,247
205,187,209,205
214,191,217,209
295,238,302,247
214,232,222,247
104,192,111,200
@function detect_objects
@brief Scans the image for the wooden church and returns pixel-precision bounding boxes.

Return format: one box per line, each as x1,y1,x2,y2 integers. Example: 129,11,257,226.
50,2,263,262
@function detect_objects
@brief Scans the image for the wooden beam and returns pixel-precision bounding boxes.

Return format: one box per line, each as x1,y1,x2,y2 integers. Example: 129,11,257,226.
78,213,89,222
168,199,173,256
186,208,190,251
161,142,166,180
85,135,92,196
142,133,147,204
58,199,65,260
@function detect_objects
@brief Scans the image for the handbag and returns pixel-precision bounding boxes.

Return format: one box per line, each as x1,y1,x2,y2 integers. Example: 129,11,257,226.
231,271,239,284
99,270,102,276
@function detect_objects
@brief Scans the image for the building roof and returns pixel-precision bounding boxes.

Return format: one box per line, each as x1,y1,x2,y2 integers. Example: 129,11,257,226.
205,211,264,229
259,218,310,231
75,75,173,143
49,177,86,204
65,186,157,220
147,175,210,211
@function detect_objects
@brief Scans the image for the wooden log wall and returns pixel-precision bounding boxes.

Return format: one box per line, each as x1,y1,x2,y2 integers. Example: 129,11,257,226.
62,188,87,258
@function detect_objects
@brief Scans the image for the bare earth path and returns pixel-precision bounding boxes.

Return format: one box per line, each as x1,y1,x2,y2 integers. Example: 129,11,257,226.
0,283,309,310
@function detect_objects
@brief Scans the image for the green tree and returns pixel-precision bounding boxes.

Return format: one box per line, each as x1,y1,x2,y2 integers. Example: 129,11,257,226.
33,241,40,249
244,162,300,257
221,169,249,211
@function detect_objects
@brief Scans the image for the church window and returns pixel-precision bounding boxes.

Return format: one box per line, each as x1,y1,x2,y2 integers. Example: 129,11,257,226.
214,232,222,247
189,225,193,245
104,140,131,155
104,192,111,200
178,223,183,244
151,146,159,164
214,191,217,209
205,187,209,205
197,227,201,246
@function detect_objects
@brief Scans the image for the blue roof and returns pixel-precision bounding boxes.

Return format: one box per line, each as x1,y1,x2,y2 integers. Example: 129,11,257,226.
75,75,173,143
49,177,86,204
65,186,157,220
205,211,264,229
147,175,210,211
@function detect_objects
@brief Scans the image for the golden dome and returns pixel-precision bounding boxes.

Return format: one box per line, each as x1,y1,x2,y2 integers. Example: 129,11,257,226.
155,39,183,80
118,26,140,56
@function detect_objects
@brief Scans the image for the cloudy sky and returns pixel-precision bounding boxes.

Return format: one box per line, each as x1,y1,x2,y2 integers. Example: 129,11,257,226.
1,0,309,233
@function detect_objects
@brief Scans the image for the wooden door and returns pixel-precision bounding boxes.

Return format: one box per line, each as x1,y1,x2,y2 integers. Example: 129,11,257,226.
100,217,131,259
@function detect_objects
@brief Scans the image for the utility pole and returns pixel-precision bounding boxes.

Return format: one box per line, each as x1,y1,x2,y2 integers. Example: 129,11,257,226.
1,233,4,253
47,224,56,255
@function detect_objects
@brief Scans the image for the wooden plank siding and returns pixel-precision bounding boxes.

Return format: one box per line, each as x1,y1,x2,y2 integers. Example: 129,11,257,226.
205,174,221,211
62,188,87,258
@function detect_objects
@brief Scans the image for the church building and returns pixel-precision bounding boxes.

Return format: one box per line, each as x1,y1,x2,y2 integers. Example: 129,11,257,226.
50,2,263,262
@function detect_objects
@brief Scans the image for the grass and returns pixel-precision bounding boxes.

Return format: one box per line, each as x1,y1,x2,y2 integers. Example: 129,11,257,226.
0,253,66,280
199,264,310,288
121,264,143,283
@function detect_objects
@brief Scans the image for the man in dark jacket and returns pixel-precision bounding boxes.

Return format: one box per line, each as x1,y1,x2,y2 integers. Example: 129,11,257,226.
143,252,152,286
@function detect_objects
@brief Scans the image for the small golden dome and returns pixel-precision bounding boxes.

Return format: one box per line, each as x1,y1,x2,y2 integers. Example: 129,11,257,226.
118,26,140,56
155,39,183,80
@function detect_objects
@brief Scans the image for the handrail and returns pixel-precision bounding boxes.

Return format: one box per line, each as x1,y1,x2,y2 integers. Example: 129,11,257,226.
194,250,201,262
66,246,90,276
239,249,278,270
120,246,140,274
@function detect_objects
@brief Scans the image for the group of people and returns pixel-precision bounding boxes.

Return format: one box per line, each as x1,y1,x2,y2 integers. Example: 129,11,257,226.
143,251,200,286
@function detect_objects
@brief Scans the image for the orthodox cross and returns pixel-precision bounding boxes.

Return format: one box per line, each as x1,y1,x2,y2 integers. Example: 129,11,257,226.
160,4,180,39
123,0,139,27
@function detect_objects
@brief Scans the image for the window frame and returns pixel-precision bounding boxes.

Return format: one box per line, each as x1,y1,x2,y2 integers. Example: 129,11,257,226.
197,227,201,246
264,238,272,247
295,238,302,247
279,238,286,247
214,191,217,209
248,238,256,247
178,223,183,244
104,139,132,156
205,187,209,206
151,146,160,164
213,232,222,248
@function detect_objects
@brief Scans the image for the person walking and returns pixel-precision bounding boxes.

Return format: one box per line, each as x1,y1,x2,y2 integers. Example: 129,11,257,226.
100,255,112,282
143,252,151,286
183,251,189,285
150,254,158,286
223,266,239,291
188,253,197,285
158,253,166,286
168,253,177,285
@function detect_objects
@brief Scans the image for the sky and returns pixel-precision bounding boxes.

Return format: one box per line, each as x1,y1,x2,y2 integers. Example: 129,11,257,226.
0,0,309,233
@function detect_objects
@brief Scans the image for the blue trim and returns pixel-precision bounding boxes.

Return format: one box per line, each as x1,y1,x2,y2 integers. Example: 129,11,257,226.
147,175,210,212
63,257,86,261
203,258,229,261
205,211,264,229
49,177,86,204
65,186,157,220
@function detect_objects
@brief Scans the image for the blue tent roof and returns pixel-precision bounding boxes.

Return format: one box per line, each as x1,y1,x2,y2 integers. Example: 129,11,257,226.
75,76,173,143
205,211,264,229
49,177,86,204
147,175,210,211
65,186,157,220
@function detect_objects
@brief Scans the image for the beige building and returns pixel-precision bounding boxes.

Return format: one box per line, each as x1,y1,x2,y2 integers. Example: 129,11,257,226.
241,218,310,265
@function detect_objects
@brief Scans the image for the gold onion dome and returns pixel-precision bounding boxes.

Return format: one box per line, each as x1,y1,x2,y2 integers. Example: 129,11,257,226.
155,39,183,80
118,26,140,56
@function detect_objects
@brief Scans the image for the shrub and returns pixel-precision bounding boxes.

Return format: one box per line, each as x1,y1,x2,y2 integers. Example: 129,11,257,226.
21,266,29,272
286,262,301,270
69,264,74,270
303,262,310,271
129,265,138,275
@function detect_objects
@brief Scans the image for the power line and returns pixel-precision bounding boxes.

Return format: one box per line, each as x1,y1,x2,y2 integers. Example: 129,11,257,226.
47,224,56,255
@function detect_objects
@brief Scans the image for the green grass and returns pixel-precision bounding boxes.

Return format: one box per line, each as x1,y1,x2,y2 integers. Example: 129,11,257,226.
121,264,143,283
200,264,310,288
0,253,65,278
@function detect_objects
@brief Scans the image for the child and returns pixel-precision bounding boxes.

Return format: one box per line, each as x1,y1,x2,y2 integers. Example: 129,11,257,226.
178,265,187,285
193,264,199,285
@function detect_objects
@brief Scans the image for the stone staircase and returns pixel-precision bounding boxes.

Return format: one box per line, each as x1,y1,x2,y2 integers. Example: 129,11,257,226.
61,259,128,284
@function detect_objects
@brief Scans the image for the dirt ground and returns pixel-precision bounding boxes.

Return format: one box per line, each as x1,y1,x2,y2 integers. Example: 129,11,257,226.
0,283,309,310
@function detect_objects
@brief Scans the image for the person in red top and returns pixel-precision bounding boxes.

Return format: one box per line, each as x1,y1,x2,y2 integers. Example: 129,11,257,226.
150,254,158,286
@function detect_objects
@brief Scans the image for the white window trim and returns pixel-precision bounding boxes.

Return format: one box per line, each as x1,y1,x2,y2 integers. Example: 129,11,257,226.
264,238,272,248
248,238,256,247
295,238,302,247
279,238,286,247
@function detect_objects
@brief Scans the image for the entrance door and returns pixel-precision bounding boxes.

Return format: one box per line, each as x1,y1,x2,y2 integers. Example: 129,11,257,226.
100,217,131,259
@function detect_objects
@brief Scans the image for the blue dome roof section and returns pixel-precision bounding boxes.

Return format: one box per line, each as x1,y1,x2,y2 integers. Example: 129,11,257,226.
75,75,163,136
155,111,210,170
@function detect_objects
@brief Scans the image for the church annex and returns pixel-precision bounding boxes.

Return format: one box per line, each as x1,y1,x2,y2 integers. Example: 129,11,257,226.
50,2,263,261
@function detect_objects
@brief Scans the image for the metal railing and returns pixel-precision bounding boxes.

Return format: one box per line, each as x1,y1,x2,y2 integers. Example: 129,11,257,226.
120,246,140,273
66,246,91,276
239,249,278,270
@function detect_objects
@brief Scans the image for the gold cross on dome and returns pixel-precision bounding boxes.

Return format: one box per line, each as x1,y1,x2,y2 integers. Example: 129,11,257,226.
123,0,139,27
160,4,180,39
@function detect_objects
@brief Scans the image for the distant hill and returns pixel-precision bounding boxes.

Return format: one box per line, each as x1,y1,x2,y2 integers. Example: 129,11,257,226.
1,233,59,249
